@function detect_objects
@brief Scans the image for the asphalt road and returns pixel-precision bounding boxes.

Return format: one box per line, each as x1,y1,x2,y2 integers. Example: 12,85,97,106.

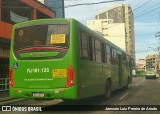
1,77,160,114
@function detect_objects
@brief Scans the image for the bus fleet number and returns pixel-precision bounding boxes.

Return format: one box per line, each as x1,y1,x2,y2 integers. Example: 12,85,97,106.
27,68,49,73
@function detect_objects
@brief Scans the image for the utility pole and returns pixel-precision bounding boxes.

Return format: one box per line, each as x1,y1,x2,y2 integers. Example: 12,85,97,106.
155,32,160,74
159,35,160,73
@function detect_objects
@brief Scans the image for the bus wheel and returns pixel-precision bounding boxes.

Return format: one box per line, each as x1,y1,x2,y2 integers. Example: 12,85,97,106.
124,77,129,89
104,80,111,100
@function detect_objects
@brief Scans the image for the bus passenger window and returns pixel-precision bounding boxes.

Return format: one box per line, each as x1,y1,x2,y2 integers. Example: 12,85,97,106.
79,31,89,60
111,48,114,64
114,49,117,64
106,44,110,64
95,39,101,63
89,37,96,62
126,55,129,67
92,38,96,62
33,40,42,45
110,48,117,64
123,54,126,66
101,43,106,63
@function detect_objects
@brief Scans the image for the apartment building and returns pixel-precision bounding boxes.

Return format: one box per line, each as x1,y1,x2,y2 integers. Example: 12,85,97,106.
87,4,135,64
87,19,126,51
136,59,146,71
146,54,159,68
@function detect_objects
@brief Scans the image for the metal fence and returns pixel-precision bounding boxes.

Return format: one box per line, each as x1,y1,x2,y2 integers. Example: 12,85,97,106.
0,78,9,91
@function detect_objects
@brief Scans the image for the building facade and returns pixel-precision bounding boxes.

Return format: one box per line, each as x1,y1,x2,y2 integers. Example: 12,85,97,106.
136,59,146,71
0,0,55,80
88,4,135,64
0,0,55,57
44,0,65,18
146,54,159,68
87,19,126,51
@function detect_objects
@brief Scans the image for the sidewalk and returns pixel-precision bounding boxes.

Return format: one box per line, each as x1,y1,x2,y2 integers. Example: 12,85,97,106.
0,91,28,105
0,91,11,102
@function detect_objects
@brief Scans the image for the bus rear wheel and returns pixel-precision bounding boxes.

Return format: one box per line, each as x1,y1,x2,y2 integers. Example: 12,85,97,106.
103,80,111,100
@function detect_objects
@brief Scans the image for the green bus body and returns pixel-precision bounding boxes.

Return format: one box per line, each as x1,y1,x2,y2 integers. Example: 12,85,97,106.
10,18,132,100
145,67,158,79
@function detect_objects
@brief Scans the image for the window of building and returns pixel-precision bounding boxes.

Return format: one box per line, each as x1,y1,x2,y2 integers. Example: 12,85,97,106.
95,15,98,19
2,4,31,24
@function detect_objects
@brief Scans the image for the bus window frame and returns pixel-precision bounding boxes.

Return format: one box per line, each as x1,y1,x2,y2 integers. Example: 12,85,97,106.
13,22,70,51
94,38,102,63
79,31,89,60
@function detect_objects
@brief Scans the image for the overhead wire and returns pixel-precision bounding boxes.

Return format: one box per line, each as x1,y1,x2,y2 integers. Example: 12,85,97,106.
132,0,152,12
136,49,158,53
1,0,124,9
64,0,125,8
90,0,159,56
154,12,160,43
136,42,159,53
156,12,160,32
93,0,153,31
135,6,160,19
1,0,158,54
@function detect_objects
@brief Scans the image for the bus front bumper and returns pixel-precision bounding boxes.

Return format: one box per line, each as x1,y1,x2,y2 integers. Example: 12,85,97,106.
145,75,157,79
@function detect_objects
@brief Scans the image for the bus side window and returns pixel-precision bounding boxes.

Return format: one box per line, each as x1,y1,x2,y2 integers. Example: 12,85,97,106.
88,36,96,62
79,31,89,60
110,48,117,64
101,43,110,64
126,55,129,67
95,39,101,63
106,44,111,64
114,49,117,64
92,38,96,62
79,31,82,58
123,54,126,66
110,47,112,64
111,48,114,64
101,43,106,63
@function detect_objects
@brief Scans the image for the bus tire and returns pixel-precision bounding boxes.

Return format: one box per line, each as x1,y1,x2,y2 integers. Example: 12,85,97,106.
124,76,129,89
103,80,111,100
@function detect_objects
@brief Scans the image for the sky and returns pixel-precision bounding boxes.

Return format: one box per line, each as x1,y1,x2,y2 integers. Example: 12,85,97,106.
64,0,160,64
40,0,160,64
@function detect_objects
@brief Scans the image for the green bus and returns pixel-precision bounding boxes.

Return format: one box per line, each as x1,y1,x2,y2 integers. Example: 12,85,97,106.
145,66,158,79
9,18,132,100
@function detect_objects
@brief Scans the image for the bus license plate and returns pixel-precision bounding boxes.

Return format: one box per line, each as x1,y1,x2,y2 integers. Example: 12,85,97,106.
33,92,44,97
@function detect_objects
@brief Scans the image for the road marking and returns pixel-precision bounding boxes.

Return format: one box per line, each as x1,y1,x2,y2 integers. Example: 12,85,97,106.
119,92,129,100
136,79,145,86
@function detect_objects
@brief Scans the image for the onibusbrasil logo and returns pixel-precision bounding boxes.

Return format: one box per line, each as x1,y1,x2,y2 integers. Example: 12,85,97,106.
1,106,42,112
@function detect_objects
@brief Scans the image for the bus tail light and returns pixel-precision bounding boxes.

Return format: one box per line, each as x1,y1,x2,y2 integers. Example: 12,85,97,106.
9,68,14,87
66,65,74,87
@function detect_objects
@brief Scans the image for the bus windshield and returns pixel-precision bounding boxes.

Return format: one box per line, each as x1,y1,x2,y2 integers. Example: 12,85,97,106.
14,24,70,51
